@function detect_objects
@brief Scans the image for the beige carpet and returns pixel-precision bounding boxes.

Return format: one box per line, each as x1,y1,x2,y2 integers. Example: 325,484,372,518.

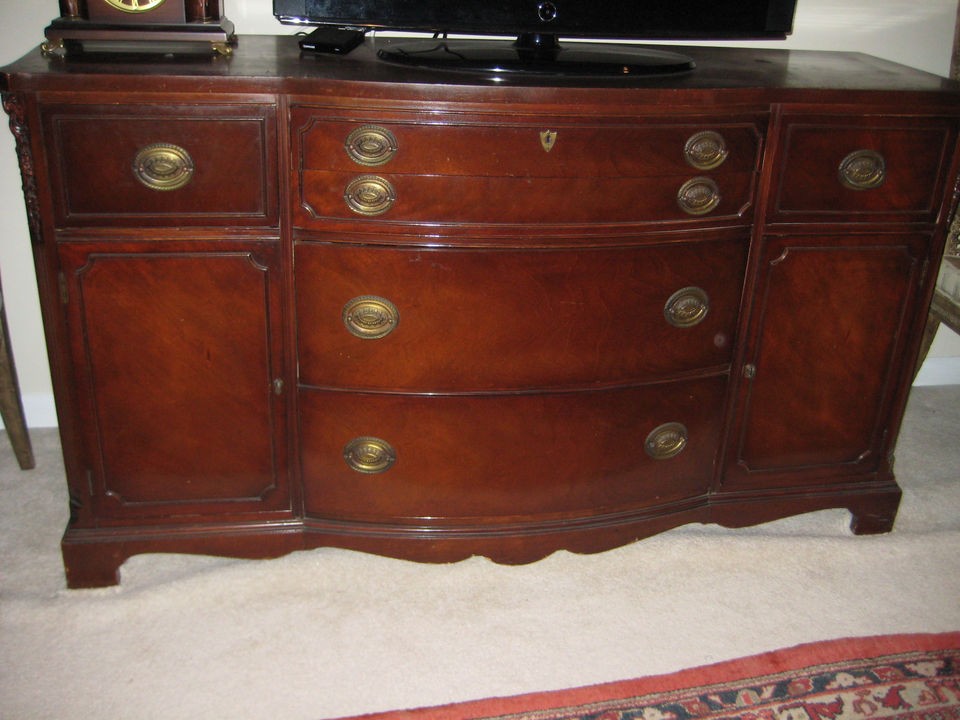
1,386,958,720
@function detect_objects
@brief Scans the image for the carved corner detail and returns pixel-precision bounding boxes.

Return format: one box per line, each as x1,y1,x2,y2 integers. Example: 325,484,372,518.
1,92,44,246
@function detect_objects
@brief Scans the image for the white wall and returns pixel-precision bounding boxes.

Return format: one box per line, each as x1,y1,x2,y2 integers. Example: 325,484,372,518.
1,0,958,428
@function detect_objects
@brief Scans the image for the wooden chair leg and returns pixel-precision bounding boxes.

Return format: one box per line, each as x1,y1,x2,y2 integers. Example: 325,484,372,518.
0,292,34,470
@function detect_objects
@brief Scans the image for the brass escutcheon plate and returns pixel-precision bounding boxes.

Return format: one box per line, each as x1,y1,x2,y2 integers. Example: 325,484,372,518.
132,142,194,191
644,422,688,460
677,177,721,216
345,125,399,166
539,130,558,152
838,149,886,190
343,436,396,474
684,130,728,170
344,175,396,216
664,286,710,328
342,295,399,340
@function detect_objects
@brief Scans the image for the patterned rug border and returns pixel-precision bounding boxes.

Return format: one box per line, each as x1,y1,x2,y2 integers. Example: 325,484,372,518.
337,632,960,720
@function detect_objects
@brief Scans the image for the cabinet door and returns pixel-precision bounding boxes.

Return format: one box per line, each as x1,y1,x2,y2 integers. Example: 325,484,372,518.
723,233,928,489
59,242,290,520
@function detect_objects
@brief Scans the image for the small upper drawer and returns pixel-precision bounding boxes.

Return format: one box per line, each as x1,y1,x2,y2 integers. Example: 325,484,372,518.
41,103,278,228
771,116,957,223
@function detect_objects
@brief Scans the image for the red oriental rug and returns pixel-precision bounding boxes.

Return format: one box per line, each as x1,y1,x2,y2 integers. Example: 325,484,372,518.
340,632,960,720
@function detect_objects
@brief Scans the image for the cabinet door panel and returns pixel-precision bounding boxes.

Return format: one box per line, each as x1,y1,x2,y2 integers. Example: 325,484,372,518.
60,243,289,519
723,234,926,489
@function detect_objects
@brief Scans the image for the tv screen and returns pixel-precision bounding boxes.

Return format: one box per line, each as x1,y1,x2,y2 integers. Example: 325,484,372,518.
274,0,797,40
275,0,799,75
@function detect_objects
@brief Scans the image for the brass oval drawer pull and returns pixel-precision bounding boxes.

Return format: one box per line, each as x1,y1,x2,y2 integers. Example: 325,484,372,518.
684,130,729,170
132,142,194,191
345,125,399,166
344,175,396,216
644,422,688,460
677,177,721,216
838,149,886,190
342,295,399,339
343,436,396,474
664,286,710,328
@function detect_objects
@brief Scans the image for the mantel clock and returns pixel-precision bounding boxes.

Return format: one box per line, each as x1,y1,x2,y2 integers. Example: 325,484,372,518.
44,0,236,55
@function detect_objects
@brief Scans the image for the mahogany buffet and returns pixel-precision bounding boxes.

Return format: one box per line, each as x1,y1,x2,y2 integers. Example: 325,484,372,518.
2,36,959,587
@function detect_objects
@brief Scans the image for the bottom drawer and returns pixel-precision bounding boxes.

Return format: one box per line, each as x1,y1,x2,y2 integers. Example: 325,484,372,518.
300,377,727,522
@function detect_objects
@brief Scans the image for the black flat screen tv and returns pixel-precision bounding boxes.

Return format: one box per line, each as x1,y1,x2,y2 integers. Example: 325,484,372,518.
274,0,799,75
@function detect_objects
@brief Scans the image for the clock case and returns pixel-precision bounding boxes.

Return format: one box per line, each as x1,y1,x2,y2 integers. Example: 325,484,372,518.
44,0,236,56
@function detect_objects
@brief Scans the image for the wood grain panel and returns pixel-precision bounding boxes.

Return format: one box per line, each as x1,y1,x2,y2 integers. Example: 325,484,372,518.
59,242,289,518
724,233,927,488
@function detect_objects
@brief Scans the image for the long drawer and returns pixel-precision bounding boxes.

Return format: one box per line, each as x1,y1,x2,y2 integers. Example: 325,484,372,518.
295,113,764,177
299,376,727,522
298,171,757,226
295,234,748,391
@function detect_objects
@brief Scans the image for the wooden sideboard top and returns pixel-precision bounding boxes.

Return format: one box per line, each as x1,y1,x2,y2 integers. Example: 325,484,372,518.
3,35,960,106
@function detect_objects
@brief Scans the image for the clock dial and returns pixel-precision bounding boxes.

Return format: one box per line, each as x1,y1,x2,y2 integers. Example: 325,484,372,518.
103,0,168,12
